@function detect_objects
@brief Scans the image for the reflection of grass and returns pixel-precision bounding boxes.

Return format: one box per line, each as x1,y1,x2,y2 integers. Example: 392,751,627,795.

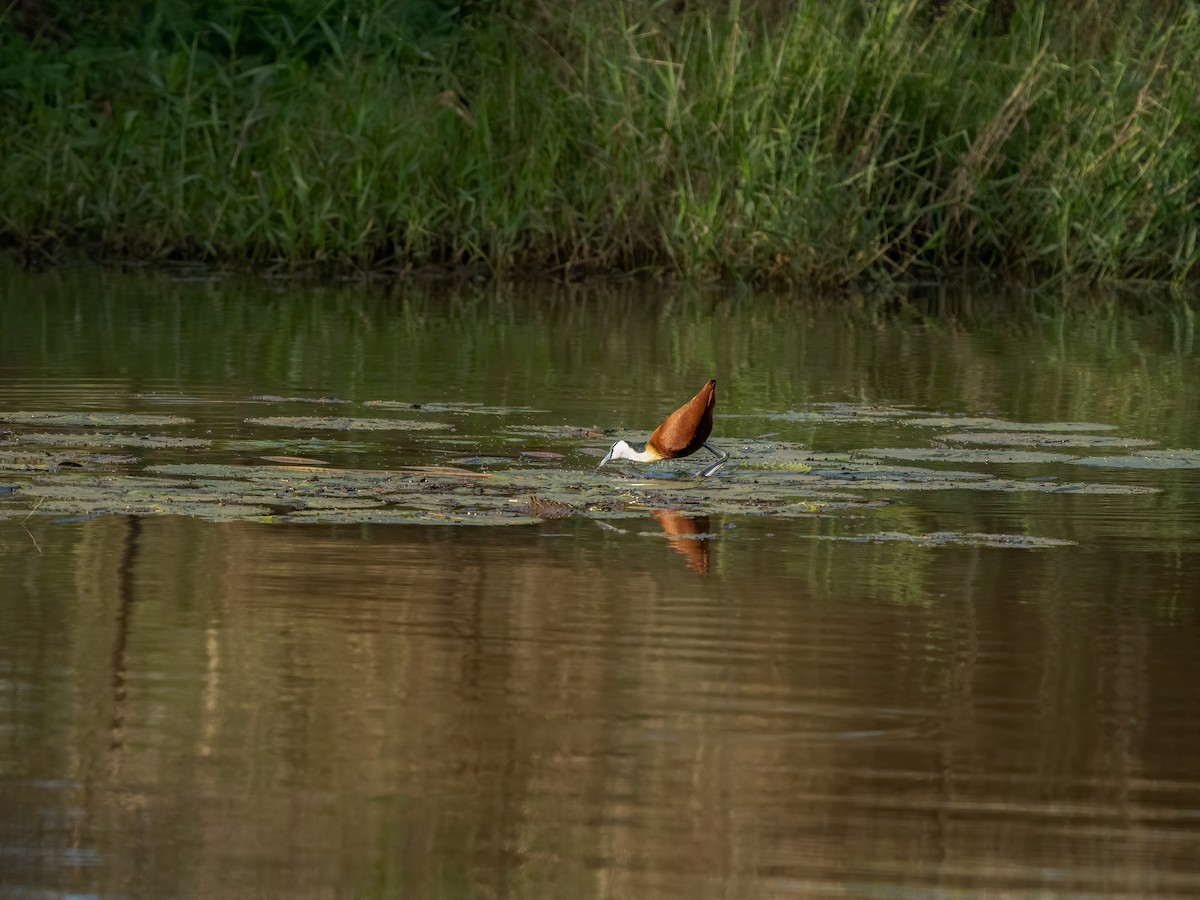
3,2,1199,283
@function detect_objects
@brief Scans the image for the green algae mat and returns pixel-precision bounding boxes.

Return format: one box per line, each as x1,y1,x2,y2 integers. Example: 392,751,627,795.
1,403,1188,546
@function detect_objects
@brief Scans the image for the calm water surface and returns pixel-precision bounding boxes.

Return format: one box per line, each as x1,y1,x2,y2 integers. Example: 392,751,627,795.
1,267,1199,898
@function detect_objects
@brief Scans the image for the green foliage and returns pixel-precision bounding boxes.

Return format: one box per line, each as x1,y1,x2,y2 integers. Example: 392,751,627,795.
1,0,1199,284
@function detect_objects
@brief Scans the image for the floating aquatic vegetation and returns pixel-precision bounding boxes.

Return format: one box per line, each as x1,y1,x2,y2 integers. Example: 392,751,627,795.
450,456,510,466
282,508,546,526
1137,449,1200,463
10,473,270,519
834,476,1156,495
861,447,1075,465
1068,449,1200,469
245,416,450,431
300,497,387,510
147,462,387,484
817,403,920,418
0,405,1173,539
728,442,821,472
0,411,192,426
797,457,991,483
812,531,1076,549
945,432,1155,448
502,424,611,439
731,404,917,425
401,465,492,478
248,395,350,404
130,392,228,404
219,437,368,454
0,449,138,472
525,495,575,518
908,417,1117,432
366,400,544,415
13,431,212,449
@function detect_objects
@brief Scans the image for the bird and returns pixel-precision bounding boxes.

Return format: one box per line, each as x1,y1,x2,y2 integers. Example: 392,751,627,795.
599,379,729,477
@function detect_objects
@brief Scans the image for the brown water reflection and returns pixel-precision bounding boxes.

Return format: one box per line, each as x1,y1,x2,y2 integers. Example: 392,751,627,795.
652,510,711,573
2,513,1198,898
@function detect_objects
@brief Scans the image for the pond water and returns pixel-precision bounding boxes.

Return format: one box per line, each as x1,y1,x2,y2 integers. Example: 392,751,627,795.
1,266,1199,898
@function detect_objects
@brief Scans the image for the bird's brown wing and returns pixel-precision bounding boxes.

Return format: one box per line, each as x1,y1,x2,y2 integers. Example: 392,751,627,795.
648,379,715,459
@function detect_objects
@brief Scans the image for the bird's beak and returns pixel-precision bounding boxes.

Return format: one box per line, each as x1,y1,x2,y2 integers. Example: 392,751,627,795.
598,447,614,468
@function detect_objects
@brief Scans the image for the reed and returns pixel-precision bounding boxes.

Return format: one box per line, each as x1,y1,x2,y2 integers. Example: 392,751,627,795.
2,0,1198,285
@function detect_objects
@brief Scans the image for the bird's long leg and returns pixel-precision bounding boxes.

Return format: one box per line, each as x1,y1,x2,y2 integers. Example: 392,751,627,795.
694,441,728,477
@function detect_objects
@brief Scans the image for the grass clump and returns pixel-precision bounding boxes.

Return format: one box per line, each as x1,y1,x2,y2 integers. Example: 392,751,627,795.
2,0,1199,285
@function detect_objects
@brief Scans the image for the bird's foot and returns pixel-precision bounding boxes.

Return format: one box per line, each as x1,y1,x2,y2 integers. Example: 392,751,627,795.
693,459,727,478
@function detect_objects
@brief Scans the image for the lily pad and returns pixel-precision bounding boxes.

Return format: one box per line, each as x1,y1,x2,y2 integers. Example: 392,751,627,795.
835,477,1157,495
0,506,56,519
245,416,450,431
248,395,350,404
280,508,544,526
276,509,438,525
909,417,1116,432
1069,450,1200,469
148,462,392,483
944,432,1155,449
502,424,612,439
366,400,543,415
732,404,917,425
34,499,274,519
803,459,992,483
861,447,1075,465
814,531,1076,549
727,442,825,472
0,449,137,472
220,438,366,453
1137,449,1200,462
15,432,212,449
819,403,919,418
12,475,271,518
0,412,193,427
298,498,387,510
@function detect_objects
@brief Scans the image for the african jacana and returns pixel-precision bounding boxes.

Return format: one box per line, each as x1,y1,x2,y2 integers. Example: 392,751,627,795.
599,379,729,477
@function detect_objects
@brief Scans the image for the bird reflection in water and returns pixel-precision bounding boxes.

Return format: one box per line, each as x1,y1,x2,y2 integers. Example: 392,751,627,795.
652,510,712,573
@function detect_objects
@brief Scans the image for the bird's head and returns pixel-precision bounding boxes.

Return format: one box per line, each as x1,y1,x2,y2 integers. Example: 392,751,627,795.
598,440,657,467
599,439,632,467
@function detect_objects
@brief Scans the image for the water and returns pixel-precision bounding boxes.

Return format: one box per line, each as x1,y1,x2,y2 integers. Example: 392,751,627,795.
2,267,1199,898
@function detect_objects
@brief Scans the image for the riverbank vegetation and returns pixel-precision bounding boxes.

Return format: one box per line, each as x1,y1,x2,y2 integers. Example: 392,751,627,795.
2,0,1199,285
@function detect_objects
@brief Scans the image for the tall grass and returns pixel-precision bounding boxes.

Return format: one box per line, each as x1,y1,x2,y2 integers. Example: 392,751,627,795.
2,0,1198,285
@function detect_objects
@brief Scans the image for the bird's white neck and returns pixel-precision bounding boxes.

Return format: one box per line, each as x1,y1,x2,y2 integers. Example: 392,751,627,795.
605,440,661,463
